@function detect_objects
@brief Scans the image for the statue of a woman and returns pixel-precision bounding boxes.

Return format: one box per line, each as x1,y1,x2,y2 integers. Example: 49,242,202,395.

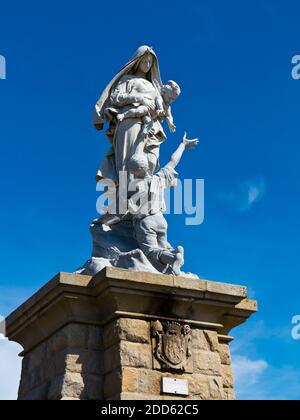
76,47,199,278
93,46,169,182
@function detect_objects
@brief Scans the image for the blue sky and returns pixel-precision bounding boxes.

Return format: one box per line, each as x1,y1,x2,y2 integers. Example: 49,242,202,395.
1,0,300,400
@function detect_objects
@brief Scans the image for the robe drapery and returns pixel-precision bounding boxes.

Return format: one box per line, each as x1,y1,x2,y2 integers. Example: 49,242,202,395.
93,46,167,182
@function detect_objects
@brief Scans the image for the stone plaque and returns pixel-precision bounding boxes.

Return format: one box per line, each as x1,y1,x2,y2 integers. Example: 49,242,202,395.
151,320,193,373
162,377,189,396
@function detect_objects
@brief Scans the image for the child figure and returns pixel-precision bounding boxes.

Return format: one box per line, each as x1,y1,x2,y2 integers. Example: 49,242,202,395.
117,80,181,135
127,132,199,275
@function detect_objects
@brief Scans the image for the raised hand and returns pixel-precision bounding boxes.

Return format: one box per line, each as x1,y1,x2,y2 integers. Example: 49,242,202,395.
182,132,199,149
168,122,177,133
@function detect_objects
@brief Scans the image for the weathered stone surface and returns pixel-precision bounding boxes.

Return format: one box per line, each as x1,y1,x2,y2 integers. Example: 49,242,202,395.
49,372,103,400
203,330,219,352
193,350,222,376
218,343,232,366
104,344,121,373
224,388,235,400
222,365,234,389
88,325,103,350
121,392,190,401
103,320,119,349
65,352,102,375
189,374,224,400
48,372,85,400
20,383,49,401
48,324,88,355
84,374,103,400
103,319,150,349
138,369,162,395
104,370,122,399
121,392,160,401
192,329,219,352
119,319,150,344
27,342,47,371
192,329,211,351
122,368,139,393
208,376,224,400
120,341,152,369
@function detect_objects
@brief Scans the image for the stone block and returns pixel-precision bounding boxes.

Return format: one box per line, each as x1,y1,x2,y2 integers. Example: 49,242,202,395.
122,368,139,393
104,344,121,373
21,383,49,401
119,318,150,344
48,372,85,400
88,325,102,350
222,365,234,389
138,369,162,395
193,350,222,376
120,341,152,369
218,343,232,366
49,324,88,354
192,329,211,351
121,392,158,400
103,320,119,349
104,370,122,399
224,388,235,400
84,374,103,400
189,374,224,400
203,330,219,352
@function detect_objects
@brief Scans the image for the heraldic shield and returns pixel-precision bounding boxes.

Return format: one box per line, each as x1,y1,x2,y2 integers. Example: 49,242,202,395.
152,320,193,373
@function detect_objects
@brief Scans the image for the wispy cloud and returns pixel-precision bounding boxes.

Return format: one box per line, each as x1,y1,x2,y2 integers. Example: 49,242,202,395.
0,338,22,400
231,320,300,400
232,354,300,400
0,290,30,400
220,176,265,212
232,355,268,388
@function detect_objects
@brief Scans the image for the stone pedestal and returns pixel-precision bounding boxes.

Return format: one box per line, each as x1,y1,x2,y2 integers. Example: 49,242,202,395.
6,267,257,400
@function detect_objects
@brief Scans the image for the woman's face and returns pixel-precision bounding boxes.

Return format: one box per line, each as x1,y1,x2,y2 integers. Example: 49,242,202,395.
138,54,154,74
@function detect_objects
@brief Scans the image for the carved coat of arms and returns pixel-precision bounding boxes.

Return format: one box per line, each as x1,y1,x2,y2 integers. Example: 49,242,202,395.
151,320,193,372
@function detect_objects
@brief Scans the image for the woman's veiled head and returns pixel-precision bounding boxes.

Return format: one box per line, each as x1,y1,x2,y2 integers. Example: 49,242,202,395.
129,46,157,78
138,54,154,74
130,45,155,62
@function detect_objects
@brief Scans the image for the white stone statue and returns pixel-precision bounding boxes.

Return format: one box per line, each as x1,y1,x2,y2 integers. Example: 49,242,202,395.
93,46,180,181
116,80,181,137
128,133,199,275
77,46,199,278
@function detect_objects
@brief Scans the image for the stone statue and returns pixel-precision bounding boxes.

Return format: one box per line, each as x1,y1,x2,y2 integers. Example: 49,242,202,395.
77,46,199,277
93,46,179,181
128,133,198,275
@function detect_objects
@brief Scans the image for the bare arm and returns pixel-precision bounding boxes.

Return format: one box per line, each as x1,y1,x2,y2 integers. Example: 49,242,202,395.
166,108,176,133
166,132,199,169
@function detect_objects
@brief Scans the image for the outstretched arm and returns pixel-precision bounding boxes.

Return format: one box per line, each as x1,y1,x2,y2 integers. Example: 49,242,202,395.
166,132,199,169
166,108,176,133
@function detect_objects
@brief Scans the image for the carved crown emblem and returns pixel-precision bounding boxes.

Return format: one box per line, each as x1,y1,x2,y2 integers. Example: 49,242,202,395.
152,320,192,372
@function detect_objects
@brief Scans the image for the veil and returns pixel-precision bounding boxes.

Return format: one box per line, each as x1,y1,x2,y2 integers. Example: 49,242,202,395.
93,46,163,130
